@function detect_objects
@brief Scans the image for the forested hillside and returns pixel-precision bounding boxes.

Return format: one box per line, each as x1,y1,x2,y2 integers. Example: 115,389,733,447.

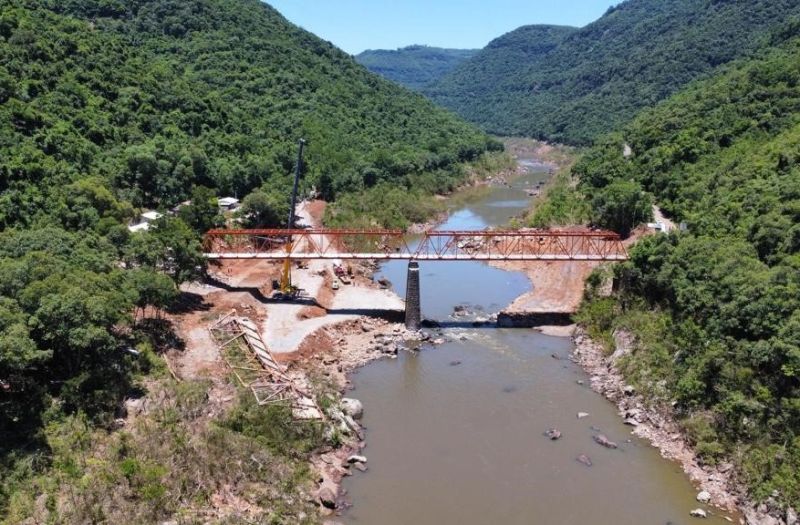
427,0,800,144
575,35,800,509
0,0,497,518
0,0,497,231
355,45,478,91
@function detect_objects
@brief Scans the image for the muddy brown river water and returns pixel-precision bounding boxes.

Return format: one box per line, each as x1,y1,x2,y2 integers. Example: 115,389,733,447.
341,163,733,524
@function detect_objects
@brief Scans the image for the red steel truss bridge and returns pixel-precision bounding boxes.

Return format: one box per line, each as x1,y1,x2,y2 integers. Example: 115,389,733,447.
203,228,628,262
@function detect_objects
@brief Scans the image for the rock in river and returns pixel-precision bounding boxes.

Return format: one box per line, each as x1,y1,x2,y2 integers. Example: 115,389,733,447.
543,428,562,440
696,490,711,504
318,487,337,509
689,508,708,518
593,434,618,449
576,454,593,467
341,398,363,420
347,454,367,464
577,412,590,419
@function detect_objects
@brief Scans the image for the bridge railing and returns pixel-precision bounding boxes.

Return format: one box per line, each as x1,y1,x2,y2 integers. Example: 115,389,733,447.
203,228,628,261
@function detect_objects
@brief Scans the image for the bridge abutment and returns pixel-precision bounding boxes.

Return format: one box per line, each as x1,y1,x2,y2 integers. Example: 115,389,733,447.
405,261,421,330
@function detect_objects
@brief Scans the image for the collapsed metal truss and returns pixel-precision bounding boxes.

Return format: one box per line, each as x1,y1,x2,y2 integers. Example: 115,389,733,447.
209,311,321,419
203,228,628,261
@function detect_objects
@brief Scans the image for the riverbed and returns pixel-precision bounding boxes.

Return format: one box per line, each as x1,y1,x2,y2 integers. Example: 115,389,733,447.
340,161,732,524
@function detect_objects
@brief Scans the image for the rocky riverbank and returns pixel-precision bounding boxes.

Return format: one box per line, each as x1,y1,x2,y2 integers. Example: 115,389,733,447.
571,327,798,525
294,309,450,518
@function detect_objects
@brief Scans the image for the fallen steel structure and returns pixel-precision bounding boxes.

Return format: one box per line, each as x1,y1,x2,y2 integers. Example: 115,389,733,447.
203,228,628,262
209,311,321,419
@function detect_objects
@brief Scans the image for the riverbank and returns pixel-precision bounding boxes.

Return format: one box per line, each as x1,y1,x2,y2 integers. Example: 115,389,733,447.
170,137,740,523
485,142,756,522
571,326,799,525
571,327,741,516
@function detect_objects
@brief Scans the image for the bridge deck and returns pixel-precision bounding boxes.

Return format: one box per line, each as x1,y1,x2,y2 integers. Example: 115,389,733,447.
203,228,628,262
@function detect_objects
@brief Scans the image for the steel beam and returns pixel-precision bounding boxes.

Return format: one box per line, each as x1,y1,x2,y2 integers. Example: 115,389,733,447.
203,228,629,262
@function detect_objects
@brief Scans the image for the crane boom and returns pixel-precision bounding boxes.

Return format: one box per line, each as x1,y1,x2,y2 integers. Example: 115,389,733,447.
279,139,306,296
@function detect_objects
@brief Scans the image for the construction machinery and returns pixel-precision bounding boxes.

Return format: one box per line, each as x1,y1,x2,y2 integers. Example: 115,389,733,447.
275,138,305,299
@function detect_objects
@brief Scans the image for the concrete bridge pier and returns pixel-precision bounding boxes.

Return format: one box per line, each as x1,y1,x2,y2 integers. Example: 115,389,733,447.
405,261,421,330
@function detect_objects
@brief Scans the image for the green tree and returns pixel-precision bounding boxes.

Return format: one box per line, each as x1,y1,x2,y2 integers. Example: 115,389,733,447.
126,217,204,285
127,268,178,323
238,189,289,228
178,186,224,234
590,179,652,237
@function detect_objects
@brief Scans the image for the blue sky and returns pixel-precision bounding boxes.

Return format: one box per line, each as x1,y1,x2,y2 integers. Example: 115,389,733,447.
266,1,614,55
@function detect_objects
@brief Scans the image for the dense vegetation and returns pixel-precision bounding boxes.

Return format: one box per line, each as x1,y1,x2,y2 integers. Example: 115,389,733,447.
355,45,478,91
427,0,800,144
3,380,324,524
0,0,497,520
574,36,800,508
0,0,497,231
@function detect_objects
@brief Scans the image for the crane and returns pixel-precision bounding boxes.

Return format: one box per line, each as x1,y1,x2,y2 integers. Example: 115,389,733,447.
275,138,305,298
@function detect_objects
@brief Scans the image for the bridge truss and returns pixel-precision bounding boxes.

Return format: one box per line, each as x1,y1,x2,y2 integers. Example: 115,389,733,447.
203,228,628,262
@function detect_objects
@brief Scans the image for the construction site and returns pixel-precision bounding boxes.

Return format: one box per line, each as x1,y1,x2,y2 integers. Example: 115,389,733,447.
154,140,707,521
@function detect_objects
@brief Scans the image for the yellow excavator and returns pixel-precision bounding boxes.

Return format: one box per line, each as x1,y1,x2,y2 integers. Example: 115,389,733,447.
272,139,305,299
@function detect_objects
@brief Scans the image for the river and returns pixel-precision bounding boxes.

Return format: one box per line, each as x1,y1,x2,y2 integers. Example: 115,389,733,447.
340,162,732,524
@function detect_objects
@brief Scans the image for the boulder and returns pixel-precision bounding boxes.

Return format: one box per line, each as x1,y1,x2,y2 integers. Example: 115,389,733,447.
623,385,635,396
787,507,798,525
453,305,468,316
593,434,618,449
689,509,707,519
610,329,635,363
124,397,146,417
744,508,781,525
544,428,562,440
318,487,337,509
623,408,643,421
696,491,711,504
347,454,367,464
341,398,363,420
576,454,592,467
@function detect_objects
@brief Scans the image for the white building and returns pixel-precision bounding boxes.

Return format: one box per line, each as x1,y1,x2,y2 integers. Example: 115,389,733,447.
647,221,671,233
128,210,164,233
218,197,240,211
141,210,163,222
128,222,151,233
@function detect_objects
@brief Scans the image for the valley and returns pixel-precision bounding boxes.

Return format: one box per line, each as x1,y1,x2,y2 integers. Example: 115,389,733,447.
1,0,798,524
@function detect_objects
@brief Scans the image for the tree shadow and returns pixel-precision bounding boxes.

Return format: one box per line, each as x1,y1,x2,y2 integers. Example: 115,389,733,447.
167,290,212,315
137,318,186,353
